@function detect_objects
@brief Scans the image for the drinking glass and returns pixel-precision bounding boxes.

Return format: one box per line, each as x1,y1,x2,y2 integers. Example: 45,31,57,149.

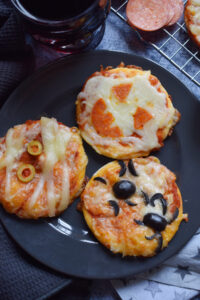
11,0,110,52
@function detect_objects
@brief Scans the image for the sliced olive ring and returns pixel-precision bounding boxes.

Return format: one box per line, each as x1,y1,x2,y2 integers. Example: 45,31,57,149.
93,177,107,184
17,164,35,183
118,160,126,177
128,160,138,176
150,193,167,215
27,140,42,156
108,200,120,216
141,191,150,205
125,199,137,207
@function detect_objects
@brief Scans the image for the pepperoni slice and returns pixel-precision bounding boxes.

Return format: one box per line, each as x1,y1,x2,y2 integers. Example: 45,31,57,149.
126,0,170,31
167,0,184,26
91,98,123,137
112,83,132,102
157,128,164,146
133,107,153,130
132,132,142,139
149,75,159,86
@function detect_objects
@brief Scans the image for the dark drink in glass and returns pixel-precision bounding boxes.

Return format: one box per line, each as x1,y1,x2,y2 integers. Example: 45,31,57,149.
11,0,110,52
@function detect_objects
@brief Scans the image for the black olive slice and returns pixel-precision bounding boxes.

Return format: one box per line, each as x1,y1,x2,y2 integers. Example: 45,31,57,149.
155,233,163,254
150,193,163,202
143,213,167,232
134,219,144,226
145,233,158,240
118,160,126,177
168,208,179,224
113,180,136,199
141,191,150,205
150,193,167,215
93,177,107,184
108,200,120,216
125,199,137,207
145,232,163,253
128,160,138,176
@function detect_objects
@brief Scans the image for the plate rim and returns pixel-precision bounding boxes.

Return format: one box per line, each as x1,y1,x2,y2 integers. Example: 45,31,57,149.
0,49,199,279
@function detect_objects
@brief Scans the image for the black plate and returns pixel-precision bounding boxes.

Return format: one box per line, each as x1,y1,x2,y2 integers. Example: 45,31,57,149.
0,50,200,279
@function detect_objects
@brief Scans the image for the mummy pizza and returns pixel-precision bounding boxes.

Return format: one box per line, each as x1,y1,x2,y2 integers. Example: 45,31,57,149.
81,157,187,257
76,64,180,159
0,117,88,219
185,0,200,48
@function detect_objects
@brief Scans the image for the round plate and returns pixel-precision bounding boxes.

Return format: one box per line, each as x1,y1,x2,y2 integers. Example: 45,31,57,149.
0,50,199,279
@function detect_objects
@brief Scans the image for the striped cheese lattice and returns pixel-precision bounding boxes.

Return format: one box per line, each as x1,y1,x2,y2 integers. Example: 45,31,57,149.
29,117,72,216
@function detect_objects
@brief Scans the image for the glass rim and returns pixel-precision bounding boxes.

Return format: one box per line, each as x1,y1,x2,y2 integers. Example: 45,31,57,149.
11,0,101,25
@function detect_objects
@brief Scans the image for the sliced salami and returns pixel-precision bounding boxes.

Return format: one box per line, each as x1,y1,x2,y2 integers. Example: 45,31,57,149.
126,0,170,32
167,0,184,26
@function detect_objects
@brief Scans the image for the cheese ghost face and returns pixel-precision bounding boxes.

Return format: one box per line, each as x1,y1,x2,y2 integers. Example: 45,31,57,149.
0,117,88,219
81,157,187,257
76,64,180,159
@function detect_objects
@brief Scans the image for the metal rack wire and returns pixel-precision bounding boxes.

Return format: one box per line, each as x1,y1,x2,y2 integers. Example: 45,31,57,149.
111,0,200,87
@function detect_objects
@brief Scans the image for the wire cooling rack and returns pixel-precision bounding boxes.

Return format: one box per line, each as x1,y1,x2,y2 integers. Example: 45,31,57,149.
111,0,200,87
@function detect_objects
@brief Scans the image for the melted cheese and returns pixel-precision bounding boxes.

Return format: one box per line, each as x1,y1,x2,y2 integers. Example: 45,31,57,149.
133,161,174,221
192,0,200,5
186,0,200,42
0,126,25,169
78,71,175,152
28,176,45,209
0,126,26,200
58,161,70,211
116,160,174,221
42,117,72,216
29,117,72,216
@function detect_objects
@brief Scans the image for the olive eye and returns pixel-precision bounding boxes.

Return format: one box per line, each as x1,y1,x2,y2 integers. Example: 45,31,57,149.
17,164,35,183
113,180,136,199
143,213,167,232
27,140,42,156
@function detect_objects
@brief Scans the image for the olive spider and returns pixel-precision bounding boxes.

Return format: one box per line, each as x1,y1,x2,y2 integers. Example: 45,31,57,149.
93,160,179,253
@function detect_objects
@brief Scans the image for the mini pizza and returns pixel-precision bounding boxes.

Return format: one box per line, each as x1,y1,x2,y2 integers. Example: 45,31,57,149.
81,157,187,257
0,117,88,219
76,64,180,159
185,0,200,47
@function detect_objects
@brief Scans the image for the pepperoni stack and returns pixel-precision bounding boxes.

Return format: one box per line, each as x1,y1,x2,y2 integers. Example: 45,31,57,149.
126,0,184,31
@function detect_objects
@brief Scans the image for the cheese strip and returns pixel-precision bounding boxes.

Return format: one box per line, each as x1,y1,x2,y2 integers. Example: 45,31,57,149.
1,126,26,200
41,117,72,216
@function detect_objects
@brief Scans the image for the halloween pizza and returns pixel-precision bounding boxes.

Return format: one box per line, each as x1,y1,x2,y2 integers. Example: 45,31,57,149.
81,156,187,257
0,117,88,219
76,64,180,159
185,0,200,48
